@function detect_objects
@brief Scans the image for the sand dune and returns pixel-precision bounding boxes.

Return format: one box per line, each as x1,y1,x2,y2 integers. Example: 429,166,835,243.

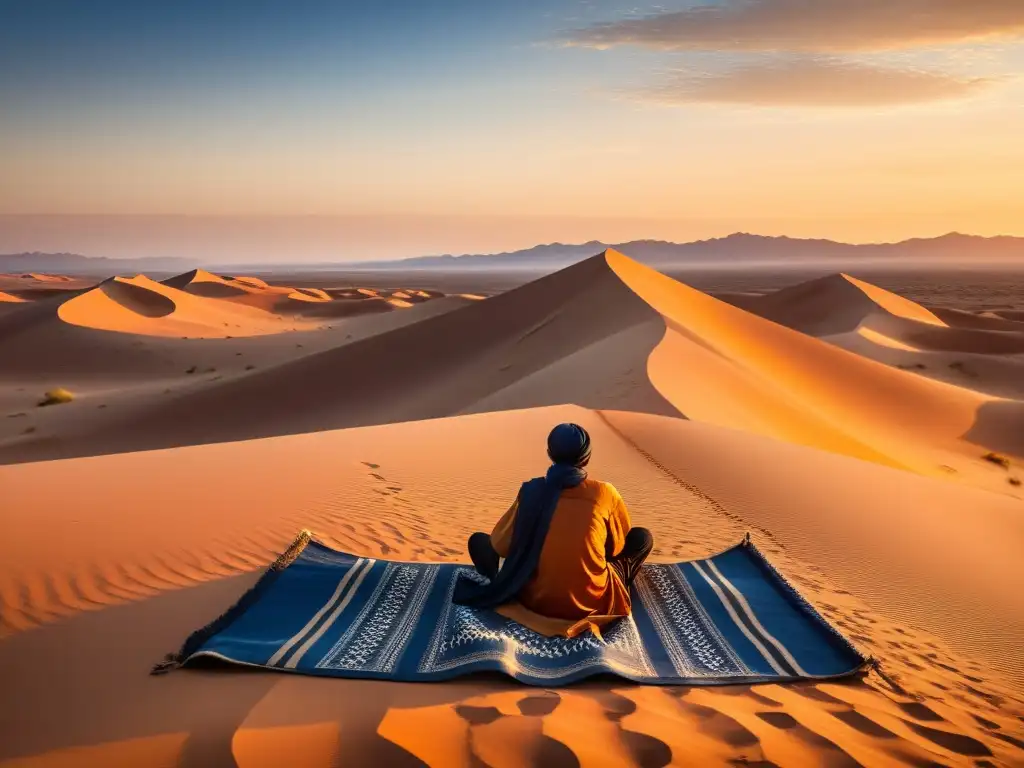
38,268,458,344
160,270,457,323
738,273,945,337
1,406,1021,766
933,306,1024,331
9,251,1019,499
232,276,269,289
730,271,1024,403
57,275,307,338
2,255,1023,766
22,273,73,283
0,292,28,320
161,267,243,293
161,268,333,316
0,254,677,462
737,273,1024,353
291,287,331,301
295,296,401,317
604,253,1024,491
0,293,470,385
0,273,94,304
387,290,436,304
0,275,475,465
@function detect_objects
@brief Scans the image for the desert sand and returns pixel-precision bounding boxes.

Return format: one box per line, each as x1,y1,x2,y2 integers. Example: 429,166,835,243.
1,252,1023,767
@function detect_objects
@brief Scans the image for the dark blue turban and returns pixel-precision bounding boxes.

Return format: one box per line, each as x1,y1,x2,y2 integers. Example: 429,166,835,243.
547,423,592,467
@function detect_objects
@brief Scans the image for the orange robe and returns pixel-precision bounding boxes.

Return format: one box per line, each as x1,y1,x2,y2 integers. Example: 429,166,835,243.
488,477,632,638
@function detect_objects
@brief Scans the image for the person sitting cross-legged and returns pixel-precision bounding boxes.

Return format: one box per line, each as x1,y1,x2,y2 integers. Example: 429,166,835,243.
453,422,654,637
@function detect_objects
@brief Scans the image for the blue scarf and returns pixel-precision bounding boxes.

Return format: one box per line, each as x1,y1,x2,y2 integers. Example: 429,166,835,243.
453,463,587,609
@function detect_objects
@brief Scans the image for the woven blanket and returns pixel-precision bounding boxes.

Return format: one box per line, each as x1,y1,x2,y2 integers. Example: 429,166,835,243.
162,533,867,685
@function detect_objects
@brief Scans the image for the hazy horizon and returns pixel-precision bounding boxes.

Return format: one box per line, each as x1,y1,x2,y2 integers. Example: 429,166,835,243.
4,214,1024,266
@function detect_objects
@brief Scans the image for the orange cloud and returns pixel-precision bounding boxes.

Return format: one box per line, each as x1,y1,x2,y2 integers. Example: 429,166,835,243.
639,58,993,107
566,0,1024,52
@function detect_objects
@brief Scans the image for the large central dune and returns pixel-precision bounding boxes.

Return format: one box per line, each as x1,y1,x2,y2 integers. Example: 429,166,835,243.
9,251,1021,497
605,252,1024,489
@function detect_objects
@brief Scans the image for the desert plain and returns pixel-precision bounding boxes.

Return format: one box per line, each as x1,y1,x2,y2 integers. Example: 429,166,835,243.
1,250,1023,767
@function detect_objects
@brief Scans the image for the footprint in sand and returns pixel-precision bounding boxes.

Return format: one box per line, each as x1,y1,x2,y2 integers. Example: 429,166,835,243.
831,709,899,739
678,701,760,748
902,720,993,757
361,462,414,507
756,711,798,729
516,693,562,717
972,713,1001,730
454,705,504,726
452,691,672,768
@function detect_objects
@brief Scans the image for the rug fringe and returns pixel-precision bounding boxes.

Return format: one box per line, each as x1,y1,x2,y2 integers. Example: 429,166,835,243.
868,657,911,697
150,529,313,676
150,653,182,676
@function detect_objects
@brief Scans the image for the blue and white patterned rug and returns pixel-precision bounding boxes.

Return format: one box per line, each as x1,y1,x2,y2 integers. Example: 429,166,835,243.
160,532,867,685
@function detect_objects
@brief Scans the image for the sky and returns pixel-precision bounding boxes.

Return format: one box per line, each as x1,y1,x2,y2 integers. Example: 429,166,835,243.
2,0,1024,262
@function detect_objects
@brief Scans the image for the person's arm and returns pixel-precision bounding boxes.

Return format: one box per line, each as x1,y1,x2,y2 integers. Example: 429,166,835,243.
489,493,520,558
606,488,631,559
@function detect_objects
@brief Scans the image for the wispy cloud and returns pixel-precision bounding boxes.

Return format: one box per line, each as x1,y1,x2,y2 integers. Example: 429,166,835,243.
638,58,995,107
565,0,1024,53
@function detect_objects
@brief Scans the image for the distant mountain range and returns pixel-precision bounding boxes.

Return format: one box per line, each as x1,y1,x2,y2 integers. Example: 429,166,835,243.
3,233,1023,274
363,233,1024,270
0,252,188,275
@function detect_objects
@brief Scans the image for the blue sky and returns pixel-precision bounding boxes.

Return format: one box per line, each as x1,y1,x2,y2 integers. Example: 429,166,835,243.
2,1,1023,260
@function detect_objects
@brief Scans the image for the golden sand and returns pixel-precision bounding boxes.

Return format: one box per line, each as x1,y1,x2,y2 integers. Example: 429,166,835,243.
1,258,1022,766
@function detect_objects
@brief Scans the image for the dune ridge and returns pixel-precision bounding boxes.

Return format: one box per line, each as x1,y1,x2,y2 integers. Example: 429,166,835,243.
604,251,1024,488
731,270,1024,354
1,254,676,461
42,269,461,341
11,251,1020,497
735,272,946,337
57,274,308,338
162,269,334,315
22,273,73,283
729,269,1024,403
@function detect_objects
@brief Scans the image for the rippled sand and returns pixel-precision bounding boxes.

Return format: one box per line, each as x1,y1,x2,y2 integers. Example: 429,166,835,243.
1,254,1022,766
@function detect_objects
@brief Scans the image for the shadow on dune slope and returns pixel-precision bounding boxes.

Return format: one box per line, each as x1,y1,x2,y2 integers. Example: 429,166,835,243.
965,399,1024,459
4,252,1022,495
98,278,177,318
2,255,679,461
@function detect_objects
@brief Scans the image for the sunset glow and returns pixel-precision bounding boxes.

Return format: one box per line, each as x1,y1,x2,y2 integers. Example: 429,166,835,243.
2,1,1023,260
